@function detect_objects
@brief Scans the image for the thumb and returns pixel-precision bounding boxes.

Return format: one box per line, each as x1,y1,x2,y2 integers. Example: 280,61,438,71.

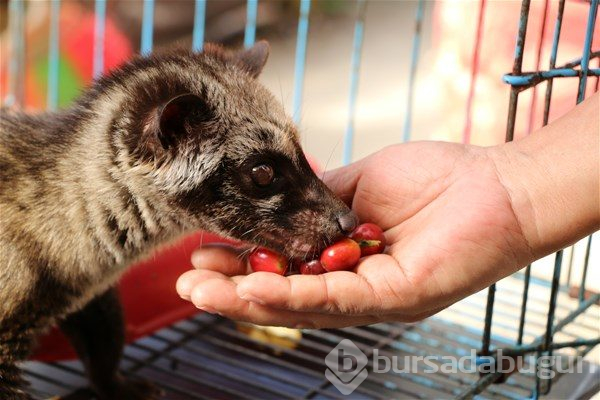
321,159,365,206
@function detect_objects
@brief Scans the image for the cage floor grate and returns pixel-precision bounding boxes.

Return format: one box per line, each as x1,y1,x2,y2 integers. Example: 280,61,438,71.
23,275,599,400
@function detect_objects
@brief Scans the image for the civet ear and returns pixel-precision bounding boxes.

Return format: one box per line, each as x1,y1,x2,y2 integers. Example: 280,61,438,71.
157,93,213,149
233,41,270,78
203,41,270,78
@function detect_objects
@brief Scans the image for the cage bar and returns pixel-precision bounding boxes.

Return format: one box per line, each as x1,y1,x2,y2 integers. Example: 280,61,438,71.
462,0,486,144
518,0,558,349
342,0,367,166
516,265,531,345
504,66,600,87
402,0,425,143
507,338,600,356
505,0,531,142
244,0,258,49
292,0,311,125
565,245,575,289
578,235,592,302
192,0,206,52
141,0,155,56
576,0,598,103
542,0,565,128
536,250,563,395
525,0,550,135
482,0,533,376
480,283,496,357
93,0,107,78
573,0,598,368
596,57,600,91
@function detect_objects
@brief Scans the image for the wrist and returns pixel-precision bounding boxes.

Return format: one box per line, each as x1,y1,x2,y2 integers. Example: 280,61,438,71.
487,94,599,259
487,143,543,260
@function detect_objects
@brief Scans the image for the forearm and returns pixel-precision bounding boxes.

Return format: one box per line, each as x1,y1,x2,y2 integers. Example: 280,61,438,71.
490,93,599,260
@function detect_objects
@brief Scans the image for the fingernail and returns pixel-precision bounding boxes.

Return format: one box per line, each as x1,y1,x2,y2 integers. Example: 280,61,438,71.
239,293,265,305
180,294,190,301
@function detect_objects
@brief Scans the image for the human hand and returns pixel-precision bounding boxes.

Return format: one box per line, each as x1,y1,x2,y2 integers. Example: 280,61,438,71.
176,141,535,328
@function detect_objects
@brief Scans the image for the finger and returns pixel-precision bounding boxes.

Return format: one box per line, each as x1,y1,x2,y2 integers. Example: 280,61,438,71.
191,277,446,327
176,269,230,300
188,277,383,328
188,274,448,327
190,244,250,276
236,254,419,315
321,160,365,206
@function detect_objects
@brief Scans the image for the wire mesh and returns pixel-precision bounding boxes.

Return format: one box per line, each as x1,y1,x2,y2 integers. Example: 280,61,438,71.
22,276,599,399
462,0,599,397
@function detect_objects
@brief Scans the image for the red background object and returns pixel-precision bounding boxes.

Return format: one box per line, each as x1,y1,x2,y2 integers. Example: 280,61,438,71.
30,232,231,362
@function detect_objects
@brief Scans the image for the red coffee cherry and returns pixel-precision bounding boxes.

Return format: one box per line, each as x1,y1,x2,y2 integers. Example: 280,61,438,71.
248,247,288,275
349,223,386,256
320,238,361,272
299,259,327,275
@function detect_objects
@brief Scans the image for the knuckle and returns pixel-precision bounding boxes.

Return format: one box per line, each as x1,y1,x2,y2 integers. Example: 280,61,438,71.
318,275,336,311
190,285,205,306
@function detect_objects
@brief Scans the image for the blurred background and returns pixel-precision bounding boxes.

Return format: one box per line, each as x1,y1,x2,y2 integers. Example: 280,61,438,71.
1,0,598,154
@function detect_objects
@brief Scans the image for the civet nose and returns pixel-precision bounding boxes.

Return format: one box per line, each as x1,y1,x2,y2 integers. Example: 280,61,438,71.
337,211,358,234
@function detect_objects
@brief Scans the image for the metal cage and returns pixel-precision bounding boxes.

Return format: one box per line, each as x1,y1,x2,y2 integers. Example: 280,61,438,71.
3,0,598,398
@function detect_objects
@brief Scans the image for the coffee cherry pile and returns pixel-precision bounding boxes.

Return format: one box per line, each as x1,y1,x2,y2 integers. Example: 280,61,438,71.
248,223,386,275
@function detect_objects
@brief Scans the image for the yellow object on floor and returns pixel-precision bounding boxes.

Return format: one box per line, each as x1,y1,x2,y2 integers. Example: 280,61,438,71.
236,323,302,351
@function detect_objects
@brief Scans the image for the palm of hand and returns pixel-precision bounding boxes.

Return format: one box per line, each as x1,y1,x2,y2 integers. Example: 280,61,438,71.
337,143,532,317
177,142,533,328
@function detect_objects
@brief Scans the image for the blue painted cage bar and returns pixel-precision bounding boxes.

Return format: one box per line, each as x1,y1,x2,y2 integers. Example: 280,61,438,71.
292,0,311,125
244,0,258,49
525,0,549,136
402,0,425,143
141,0,155,56
342,0,367,166
192,0,206,52
93,0,107,78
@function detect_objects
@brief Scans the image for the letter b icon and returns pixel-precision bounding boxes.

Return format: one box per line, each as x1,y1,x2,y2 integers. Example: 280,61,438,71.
325,339,368,395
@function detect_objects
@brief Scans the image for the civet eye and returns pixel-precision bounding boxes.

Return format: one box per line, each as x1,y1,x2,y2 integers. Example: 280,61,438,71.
251,164,275,187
